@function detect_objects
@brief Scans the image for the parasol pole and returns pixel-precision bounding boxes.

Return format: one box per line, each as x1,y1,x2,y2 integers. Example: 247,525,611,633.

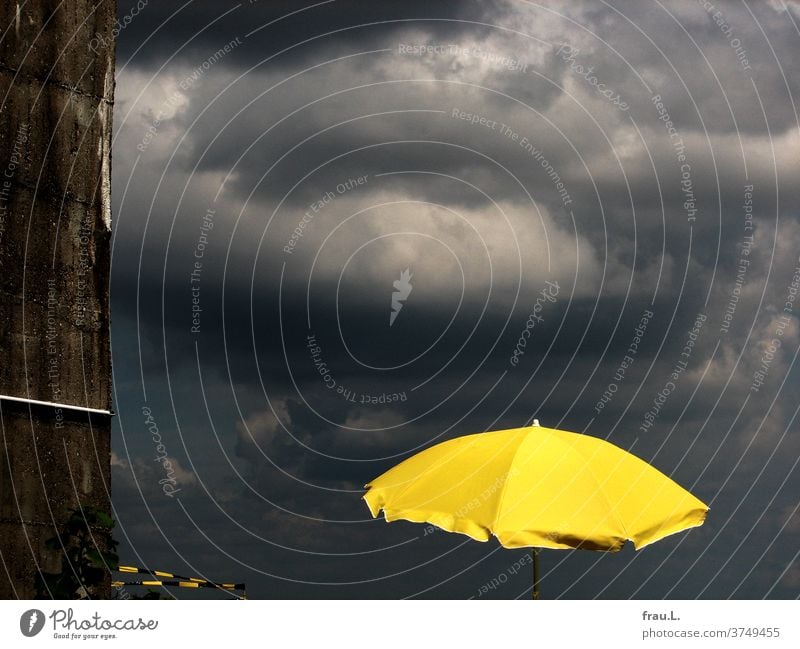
531,419,542,600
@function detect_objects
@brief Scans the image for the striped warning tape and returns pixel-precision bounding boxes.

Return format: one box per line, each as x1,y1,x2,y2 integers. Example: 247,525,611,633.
112,579,246,591
114,566,245,596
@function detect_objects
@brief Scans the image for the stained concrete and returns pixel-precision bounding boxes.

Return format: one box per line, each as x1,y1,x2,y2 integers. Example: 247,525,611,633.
0,0,115,599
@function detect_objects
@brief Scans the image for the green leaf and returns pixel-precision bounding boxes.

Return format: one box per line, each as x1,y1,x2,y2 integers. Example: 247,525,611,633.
84,548,104,567
95,511,114,528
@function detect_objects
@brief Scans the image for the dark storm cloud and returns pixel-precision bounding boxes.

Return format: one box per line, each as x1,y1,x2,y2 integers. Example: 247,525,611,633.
116,0,503,68
561,0,800,134
110,36,798,300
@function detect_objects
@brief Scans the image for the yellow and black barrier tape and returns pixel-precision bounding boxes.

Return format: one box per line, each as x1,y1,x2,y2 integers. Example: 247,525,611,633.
112,579,246,591
114,566,246,596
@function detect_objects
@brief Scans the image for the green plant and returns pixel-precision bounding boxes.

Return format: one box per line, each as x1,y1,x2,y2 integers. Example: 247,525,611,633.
35,505,119,599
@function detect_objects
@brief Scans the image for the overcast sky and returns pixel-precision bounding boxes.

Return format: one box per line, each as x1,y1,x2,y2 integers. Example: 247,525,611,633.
109,0,800,599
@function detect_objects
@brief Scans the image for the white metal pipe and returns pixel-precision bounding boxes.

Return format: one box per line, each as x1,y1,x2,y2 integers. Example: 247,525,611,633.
0,394,113,416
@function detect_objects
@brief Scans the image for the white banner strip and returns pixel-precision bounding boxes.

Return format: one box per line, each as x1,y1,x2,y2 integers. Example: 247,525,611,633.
1,599,797,647
0,394,112,416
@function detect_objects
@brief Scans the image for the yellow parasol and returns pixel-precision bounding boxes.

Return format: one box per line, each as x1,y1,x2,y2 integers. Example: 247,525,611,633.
364,421,708,598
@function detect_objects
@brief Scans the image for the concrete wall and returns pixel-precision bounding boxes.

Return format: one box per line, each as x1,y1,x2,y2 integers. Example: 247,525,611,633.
0,1,115,598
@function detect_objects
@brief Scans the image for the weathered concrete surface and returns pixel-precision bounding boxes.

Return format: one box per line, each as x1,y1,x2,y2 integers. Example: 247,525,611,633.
0,1,115,598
